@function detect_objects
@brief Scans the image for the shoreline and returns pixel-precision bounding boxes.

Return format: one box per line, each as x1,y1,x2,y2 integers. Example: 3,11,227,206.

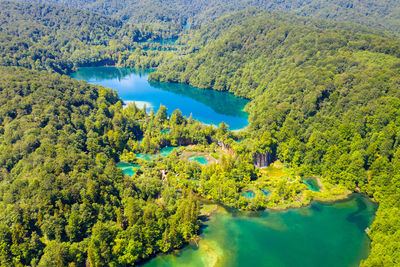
71,66,250,131
200,190,376,216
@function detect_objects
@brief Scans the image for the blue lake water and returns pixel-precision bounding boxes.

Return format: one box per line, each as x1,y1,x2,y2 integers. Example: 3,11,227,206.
70,67,249,130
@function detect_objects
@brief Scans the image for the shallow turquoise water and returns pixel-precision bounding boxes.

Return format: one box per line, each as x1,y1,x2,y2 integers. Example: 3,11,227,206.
70,67,249,130
144,194,377,267
188,156,209,165
117,162,140,177
136,147,176,161
304,178,321,192
261,189,270,196
241,190,255,199
142,38,178,45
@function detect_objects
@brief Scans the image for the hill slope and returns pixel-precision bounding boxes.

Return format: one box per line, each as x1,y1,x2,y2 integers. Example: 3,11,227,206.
0,66,199,266
0,1,123,72
0,1,180,73
16,0,400,33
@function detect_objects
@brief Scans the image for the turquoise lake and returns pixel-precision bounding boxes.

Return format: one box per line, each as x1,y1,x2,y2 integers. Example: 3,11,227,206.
188,156,209,165
70,67,249,130
241,190,255,199
261,188,270,196
136,146,176,161
144,194,377,267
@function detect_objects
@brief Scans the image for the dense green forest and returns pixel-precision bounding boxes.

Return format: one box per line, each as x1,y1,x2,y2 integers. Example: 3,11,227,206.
0,67,201,266
0,1,181,73
150,11,400,265
18,0,400,34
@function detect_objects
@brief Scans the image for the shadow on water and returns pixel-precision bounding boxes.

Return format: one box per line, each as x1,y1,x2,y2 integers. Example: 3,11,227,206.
310,202,323,212
198,220,210,236
70,67,249,130
71,67,153,81
346,196,377,232
149,81,249,117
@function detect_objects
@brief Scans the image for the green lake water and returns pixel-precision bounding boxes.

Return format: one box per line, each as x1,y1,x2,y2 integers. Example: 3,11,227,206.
70,68,376,267
188,156,209,165
144,194,377,267
304,178,321,192
70,67,249,130
136,146,176,161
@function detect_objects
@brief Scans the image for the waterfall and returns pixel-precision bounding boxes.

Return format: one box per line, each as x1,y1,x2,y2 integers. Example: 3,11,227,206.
253,152,271,168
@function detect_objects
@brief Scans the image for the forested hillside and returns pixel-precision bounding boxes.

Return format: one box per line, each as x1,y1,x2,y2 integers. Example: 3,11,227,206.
0,1,180,73
17,0,400,34
0,67,201,266
150,11,400,265
2,0,398,75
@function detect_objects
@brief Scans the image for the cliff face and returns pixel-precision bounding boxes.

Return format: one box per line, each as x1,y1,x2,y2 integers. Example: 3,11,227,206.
217,139,235,155
253,152,271,168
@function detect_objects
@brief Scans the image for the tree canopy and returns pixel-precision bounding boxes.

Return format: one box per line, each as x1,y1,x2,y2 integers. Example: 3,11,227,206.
17,0,400,34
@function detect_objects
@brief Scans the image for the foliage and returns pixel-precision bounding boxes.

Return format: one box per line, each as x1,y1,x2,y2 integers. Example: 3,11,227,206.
0,67,199,266
18,0,400,34
0,1,181,73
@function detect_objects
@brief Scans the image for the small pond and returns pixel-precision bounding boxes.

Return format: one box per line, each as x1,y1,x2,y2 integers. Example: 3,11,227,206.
241,190,255,199
304,178,321,192
136,146,176,161
188,156,209,165
117,162,140,177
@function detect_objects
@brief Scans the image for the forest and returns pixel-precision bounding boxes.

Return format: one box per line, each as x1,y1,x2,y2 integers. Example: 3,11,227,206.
0,0,400,266
17,0,400,34
0,67,201,266
0,1,181,73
